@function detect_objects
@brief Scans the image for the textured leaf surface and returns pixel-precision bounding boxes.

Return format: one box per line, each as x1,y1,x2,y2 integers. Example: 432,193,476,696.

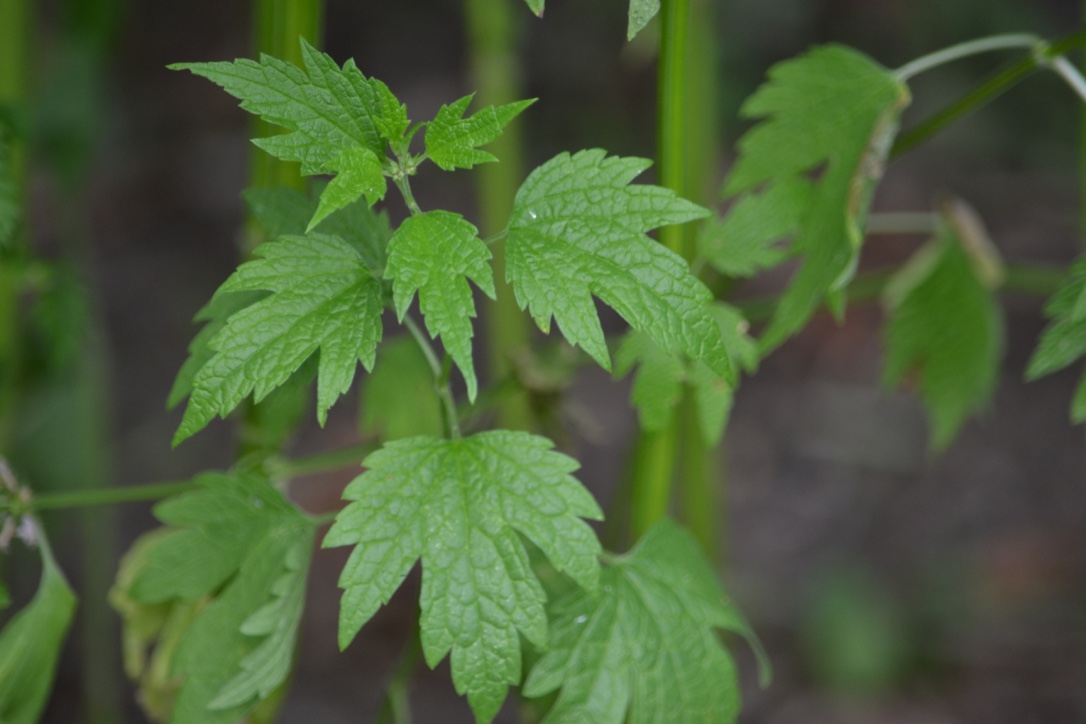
524,519,764,723
0,535,76,724
425,95,533,171
386,211,494,400
722,45,909,352
244,185,392,273
175,233,383,444
506,149,725,379
698,177,809,278
361,336,444,440
1026,255,1086,423
130,472,316,722
883,224,1003,449
324,431,603,722
615,304,756,445
307,146,387,231
627,0,661,40
171,40,391,174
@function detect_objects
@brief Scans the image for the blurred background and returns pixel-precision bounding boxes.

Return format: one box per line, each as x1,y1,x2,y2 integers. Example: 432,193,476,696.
2,0,1085,721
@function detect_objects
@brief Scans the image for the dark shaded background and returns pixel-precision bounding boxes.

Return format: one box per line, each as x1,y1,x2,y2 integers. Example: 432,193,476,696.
6,0,1086,721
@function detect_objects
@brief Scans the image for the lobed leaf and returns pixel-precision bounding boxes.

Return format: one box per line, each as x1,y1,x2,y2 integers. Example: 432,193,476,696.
0,532,76,724
128,472,316,723
385,210,495,401
883,212,1004,449
307,146,387,231
174,233,383,444
523,519,766,723
1026,254,1086,423
722,45,909,353
506,149,727,380
615,304,756,446
171,39,395,175
324,431,603,723
424,95,534,171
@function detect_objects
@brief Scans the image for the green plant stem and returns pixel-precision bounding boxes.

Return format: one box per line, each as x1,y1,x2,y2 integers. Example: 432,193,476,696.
28,481,198,512
628,427,678,540
465,0,534,432
393,174,424,217
893,33,1040,81
892,28,1086,158
736,261,1066,324
269,441,378,478
376,622,420,724
404,315,461,440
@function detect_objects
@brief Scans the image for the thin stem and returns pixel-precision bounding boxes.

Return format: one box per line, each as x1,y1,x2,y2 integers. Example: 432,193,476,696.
735,260,1066,324
865,212,939,236
894,33,1040,81
404,316,461,440
1048,55,1086,104
28,480,198,512
393,175,423,217
892,28,1086,158
270,441,378,478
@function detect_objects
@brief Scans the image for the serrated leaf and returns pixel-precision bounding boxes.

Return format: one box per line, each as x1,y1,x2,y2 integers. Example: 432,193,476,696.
175,233,383,444
385,210,494,401
722,45,909,353
883,221,1003,450
627,0,660,41
615,304,755,445
324,431,603,723
171,39,393,174
307,146,387,231
424,95,534,171
698,177,809,278
130,472,316,722
361,336,444,440
243,185,392,273
506,149,727,381
0,532,77,724
1026,255,1086,423
523,519,766,723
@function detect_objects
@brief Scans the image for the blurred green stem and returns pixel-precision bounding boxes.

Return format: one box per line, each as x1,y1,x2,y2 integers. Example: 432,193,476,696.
629,0,722,560
465,0,534,430
893,27,1086,158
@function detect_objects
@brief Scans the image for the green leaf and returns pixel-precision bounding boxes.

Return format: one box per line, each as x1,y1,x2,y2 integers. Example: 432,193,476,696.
506,149,726,380
424,95,534,171
385,210,495,401
0,532,77,724
307,146,387,231
171,39,392,174
698,177,810,278
324,431,603,723
883,219,1003,449
243,185,393,273
361,336,444,440
1026,255,1086,423
722,45,910,353
627,0,661,41
615,304,755,446
523,519,766,723
130,472,316,722
174,233,383,444
523,0,545,17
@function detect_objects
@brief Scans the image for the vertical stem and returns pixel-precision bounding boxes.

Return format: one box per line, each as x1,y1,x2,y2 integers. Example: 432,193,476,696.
465,0,534,431
239,0,324,460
